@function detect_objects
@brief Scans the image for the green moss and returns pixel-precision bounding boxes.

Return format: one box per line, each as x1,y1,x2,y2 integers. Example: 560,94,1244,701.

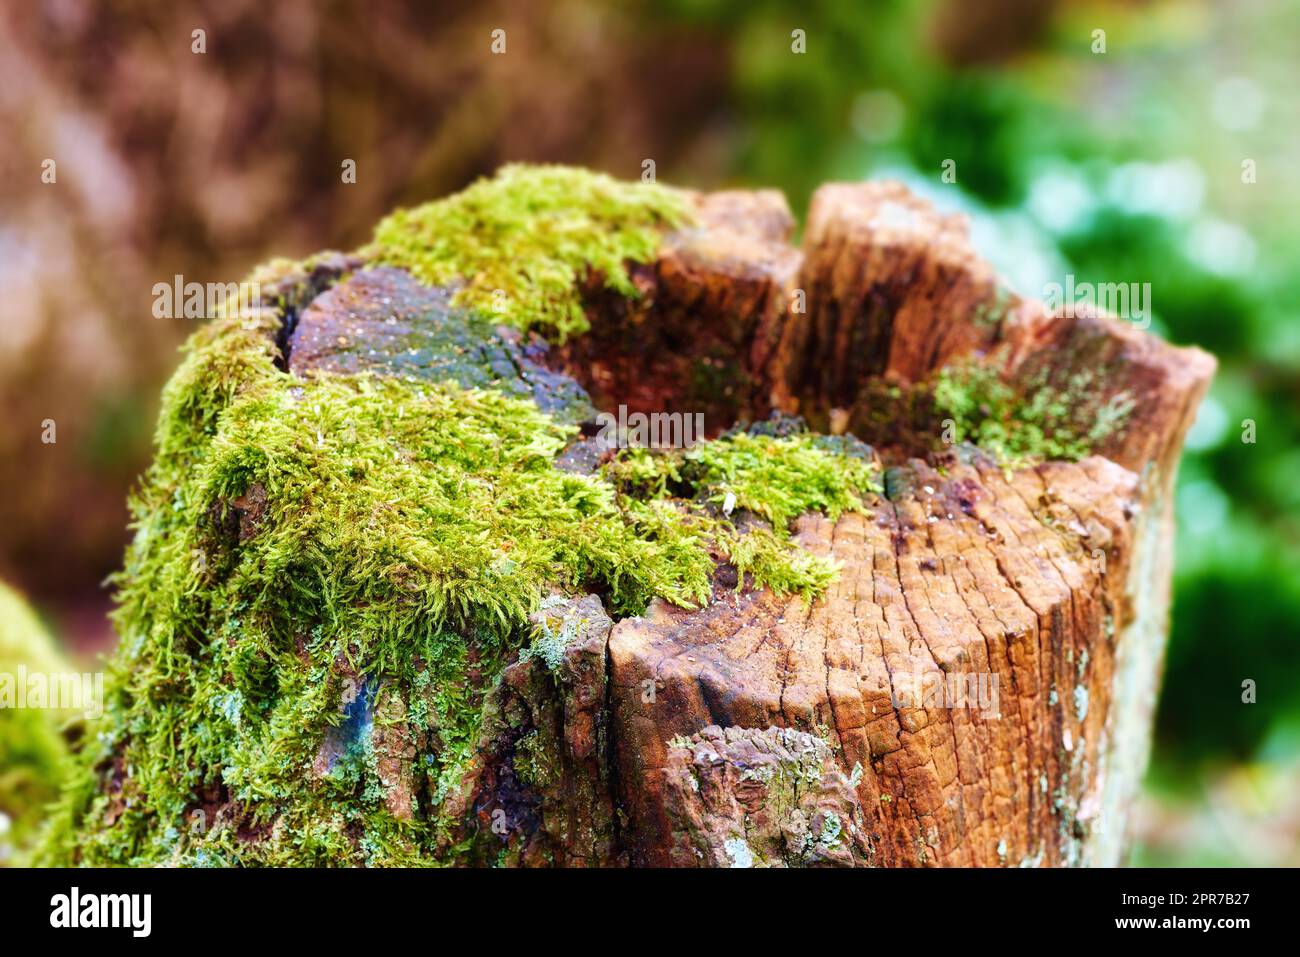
607,428,882,598
512,730,554,790
369,164,693,341
0,582,73,864
932,360,1134,465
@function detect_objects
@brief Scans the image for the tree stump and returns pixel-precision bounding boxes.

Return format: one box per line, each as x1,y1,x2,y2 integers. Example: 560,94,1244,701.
47,167,1212,867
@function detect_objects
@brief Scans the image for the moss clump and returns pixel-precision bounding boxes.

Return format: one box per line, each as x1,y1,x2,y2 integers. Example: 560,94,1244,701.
0,582,73,864
610,429,880,528
933,360,1134,465
369,164,693,341
512,730,552,790
607,428,882,598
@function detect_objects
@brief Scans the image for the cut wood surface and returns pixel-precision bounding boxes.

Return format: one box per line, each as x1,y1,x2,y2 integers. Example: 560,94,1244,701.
55,171,1213,867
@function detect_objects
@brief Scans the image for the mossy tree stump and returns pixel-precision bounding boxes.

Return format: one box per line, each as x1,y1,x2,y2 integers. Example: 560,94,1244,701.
46,167,1212,867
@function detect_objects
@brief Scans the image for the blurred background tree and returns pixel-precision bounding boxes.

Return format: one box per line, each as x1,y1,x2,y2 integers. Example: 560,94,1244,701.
1,0,1295,863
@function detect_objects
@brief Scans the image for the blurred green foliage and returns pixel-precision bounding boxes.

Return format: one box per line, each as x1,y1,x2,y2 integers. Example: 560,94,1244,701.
0,582,72,863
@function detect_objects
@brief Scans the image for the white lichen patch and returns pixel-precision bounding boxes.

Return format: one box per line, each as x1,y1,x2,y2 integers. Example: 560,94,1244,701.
724,836,754,868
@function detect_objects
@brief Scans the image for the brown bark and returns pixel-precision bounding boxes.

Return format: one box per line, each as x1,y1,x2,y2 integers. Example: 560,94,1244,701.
278,180,1213,866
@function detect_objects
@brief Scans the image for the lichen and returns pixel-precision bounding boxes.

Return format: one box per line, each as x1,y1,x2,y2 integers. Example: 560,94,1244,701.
520,598,589,673
932,360,1134,465
368,164,693,341
817,811,843,847
724,836,754,868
